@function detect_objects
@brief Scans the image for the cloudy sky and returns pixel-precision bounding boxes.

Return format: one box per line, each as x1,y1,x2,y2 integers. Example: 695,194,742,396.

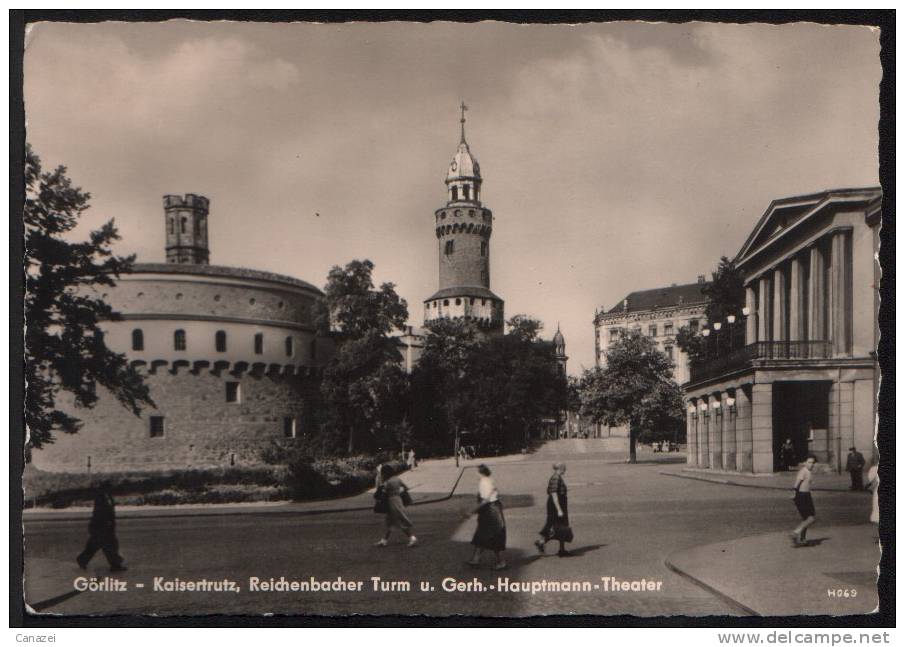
24,20,880,374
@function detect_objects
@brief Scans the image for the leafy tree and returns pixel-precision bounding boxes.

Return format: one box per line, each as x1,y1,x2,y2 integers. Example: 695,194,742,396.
315,260,409,453
412,315,567,457
579,329,684,462
675,256,746,362
24,144,153,450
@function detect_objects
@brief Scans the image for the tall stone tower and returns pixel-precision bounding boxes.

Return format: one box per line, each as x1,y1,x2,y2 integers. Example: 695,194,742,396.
553,324,567,376
423,103,504,332
164,193,210,264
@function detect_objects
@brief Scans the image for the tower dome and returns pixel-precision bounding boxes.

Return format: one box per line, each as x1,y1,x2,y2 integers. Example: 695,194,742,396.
444,102,483,205
447,141,481,181
553,325,565,350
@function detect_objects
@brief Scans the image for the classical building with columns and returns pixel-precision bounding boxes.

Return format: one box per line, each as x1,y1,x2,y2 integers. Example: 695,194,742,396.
684,187,881,474
33,194,333,473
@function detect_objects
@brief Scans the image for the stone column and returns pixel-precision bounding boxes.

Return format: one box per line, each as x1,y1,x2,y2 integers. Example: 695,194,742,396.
699,402,710,468
751,382,774,473
772,266,787,343
710,395,722,470
808,245,825,342
723,391,737,471
789,255,806,341
686,406,697,467
745,285,757,344
735,385,753,472
830,231,850,356
758,276,771,342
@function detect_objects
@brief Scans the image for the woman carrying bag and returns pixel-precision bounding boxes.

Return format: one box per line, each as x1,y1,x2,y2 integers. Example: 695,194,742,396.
375,464,417,547
535,462,573,557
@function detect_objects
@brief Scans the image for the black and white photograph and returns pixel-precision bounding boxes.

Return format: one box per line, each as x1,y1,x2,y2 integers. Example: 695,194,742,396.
14,13,891,625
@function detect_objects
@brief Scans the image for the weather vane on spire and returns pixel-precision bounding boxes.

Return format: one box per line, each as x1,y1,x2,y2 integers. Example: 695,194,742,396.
459,101,468,144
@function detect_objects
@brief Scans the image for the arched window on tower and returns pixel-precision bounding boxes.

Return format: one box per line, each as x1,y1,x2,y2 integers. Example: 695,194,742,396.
168,218,174,235
174,329,186,351
215,330,227,353
285,336,294,357
445,240,454,255
481,241,487,257
180,217,187,234
254,333,263,355
463,185,470,200
131,329,144,351
451,186,458,201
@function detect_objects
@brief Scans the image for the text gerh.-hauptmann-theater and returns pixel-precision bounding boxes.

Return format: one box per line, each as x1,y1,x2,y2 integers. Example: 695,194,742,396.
684,186,881,474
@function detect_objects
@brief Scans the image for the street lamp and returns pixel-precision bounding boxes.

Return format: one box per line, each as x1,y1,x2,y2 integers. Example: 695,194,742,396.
727,314,737,351
713,322,722,356
702,327,711,359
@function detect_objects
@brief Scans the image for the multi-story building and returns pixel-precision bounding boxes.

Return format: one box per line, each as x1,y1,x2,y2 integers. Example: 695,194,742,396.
684,187,881,474
594,280,709,385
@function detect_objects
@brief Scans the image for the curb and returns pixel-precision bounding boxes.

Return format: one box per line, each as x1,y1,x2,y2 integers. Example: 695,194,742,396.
663,556,760,617
25,466,476,523
659,471,850,492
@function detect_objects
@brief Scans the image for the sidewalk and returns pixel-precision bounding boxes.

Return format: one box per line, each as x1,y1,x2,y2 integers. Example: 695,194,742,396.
661,465,856,492
666,524,880,616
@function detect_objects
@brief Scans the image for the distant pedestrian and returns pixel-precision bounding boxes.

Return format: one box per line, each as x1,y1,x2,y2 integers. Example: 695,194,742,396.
780,438,797,471
535,462,573,557
867,458,879,525
375,464,417,548
465,465,507,570
77,481,126,571
845,447,866,491
790,455,818,547
407,449,417,470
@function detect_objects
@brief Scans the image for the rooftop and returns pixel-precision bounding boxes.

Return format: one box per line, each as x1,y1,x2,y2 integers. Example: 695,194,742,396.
129,263,322,294
602,281,708,316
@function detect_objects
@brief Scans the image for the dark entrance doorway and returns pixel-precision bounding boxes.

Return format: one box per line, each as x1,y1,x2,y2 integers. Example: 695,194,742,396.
772,381,831,472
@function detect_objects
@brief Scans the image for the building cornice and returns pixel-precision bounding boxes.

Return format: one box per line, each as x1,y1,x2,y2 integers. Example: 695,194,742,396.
595,302,707,327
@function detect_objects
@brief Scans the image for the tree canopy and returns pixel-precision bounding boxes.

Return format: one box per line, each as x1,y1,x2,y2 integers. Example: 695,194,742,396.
579,329,684,461
676,256,746,363
315,259,409,453
24,144,153,450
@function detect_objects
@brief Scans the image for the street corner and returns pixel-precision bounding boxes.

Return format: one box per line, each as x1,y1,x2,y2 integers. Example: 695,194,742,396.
666,524,879,617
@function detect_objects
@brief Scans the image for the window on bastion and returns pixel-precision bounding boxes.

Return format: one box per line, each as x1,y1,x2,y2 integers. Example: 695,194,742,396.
254,333,264,355
216,330,227,353
174,329,186,351
149,416,165,438
225,382,241,403
132,329,144,351
285,336,294,357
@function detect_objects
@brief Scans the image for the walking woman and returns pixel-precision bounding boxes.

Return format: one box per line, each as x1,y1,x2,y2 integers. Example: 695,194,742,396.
465,464,507,570
375,464,418,547
791,455,818,546
535,462,573,557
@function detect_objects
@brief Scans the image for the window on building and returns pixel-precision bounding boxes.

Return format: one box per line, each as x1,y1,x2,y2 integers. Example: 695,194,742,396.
445,240,454,255
225,382,241,403
283,417,297,438
463,185,470,200
451,186,458,201
443,299,449,306
132,329,144,351
215,330,227,352
309,338,316,360
689,319,699,332
174,329,186,351
180,217,187,234
455,298,461,305
149,416,165,438
168,218,174,235
609,328,620,341
664,322,674,336
665,345,674,360
254,333,263,355
285,336,294,357
481,241,487,256
649,325,657,337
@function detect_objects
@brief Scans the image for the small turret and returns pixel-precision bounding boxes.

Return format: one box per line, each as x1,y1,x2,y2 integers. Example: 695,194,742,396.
553,324,567,375
164,193,210,265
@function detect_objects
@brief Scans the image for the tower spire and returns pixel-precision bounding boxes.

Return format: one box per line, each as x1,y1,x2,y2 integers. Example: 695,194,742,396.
459,101,468,144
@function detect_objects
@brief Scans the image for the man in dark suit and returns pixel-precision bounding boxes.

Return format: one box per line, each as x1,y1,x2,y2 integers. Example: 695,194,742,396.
77,481,126,571
845,447,866,491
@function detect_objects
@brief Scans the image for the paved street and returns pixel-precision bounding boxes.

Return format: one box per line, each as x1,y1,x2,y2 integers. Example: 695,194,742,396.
23,443,878,617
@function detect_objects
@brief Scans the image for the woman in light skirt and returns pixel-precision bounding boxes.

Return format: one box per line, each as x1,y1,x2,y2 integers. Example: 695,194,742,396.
465,464,507,570
375,464,417,547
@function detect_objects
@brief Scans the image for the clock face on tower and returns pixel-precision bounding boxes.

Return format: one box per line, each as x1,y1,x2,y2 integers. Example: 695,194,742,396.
451,161,457,172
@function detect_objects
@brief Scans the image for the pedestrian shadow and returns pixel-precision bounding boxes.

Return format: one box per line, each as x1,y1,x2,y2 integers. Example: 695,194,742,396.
799,537,831,547
513,543,606,564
